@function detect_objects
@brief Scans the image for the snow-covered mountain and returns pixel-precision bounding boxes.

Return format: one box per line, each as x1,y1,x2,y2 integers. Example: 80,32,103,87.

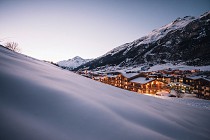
1,45,210,140
57,56,92,70
76,11,210,71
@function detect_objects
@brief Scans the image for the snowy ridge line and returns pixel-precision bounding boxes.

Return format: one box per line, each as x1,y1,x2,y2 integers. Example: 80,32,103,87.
138,16,195,45
98,15,196,59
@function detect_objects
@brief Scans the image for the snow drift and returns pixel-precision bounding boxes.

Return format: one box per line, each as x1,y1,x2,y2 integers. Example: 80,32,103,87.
0,46,210,140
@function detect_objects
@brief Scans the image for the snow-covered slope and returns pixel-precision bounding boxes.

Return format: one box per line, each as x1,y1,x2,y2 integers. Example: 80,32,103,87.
103,16,195,58
137,16,195,45
0,46,210,140
89,63,210,75
57,56,92,69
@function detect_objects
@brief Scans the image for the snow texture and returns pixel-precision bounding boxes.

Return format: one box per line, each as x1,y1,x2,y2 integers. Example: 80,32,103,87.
0,46,210,140
131,77,154,84
151,95,210,111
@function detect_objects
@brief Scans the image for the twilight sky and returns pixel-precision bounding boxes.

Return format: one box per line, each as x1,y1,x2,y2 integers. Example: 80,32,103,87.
0,0,209,62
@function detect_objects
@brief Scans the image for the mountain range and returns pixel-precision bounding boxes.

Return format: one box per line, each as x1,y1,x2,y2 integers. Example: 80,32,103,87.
75,11,210,71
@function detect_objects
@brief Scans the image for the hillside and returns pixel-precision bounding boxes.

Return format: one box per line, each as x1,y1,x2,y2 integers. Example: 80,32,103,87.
0,45,210,140
76,11,210,71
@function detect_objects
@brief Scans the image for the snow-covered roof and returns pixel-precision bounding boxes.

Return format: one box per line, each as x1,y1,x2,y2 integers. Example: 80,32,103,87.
202,77,210,82
121,72,139,78
131,77,154,84
93,77,101,80
162,74,173,78
106,75,117,78
186,76,205,80
148,74,158,77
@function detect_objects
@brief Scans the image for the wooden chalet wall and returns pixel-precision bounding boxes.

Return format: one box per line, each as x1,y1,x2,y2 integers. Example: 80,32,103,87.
183,77,210,99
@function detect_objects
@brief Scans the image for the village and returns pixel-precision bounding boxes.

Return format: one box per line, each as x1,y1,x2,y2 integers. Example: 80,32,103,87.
77,68,210,100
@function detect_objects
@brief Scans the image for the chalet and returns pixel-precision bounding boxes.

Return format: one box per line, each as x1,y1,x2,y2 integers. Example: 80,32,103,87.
169,82,192,93
161,69,174,74
148,73,173,84
115,73,140,89
101,75,117,86
130,77,164,94
92,76,102,81
200,78,210,99
183,76,202,87
148,73,161,79
160,74,173,84
183,76,210,99
170,75,183,83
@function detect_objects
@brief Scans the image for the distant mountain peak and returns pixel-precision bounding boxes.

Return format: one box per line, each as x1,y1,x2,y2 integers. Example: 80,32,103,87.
57,56,92,70
72,56,82,60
